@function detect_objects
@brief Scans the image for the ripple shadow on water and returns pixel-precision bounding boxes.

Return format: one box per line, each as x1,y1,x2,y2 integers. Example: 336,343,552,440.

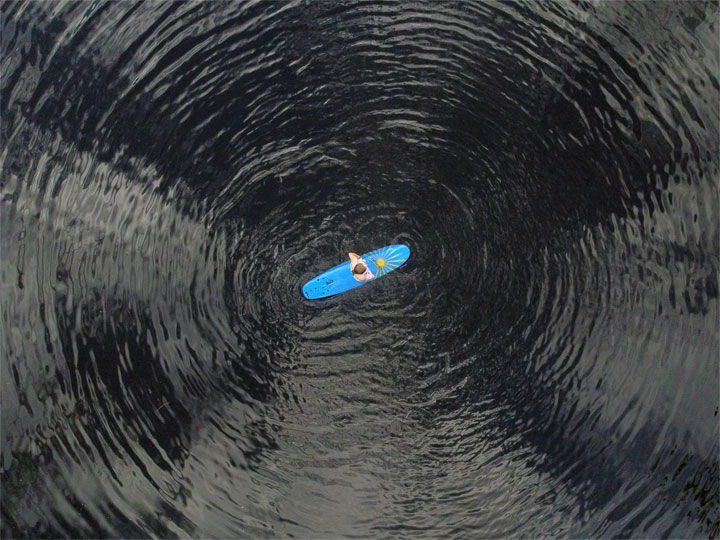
1,1,718,537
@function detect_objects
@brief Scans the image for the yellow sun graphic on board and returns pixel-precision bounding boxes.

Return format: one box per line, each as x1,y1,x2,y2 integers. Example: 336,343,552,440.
367,247,406,277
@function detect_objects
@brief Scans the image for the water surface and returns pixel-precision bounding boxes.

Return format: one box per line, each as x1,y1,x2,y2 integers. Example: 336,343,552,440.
1,1,718,537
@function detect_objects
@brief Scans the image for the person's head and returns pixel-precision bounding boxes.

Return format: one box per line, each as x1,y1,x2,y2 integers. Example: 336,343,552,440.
352,263,367,275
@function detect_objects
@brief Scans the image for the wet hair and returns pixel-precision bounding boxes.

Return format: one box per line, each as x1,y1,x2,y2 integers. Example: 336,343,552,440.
353,263,367,275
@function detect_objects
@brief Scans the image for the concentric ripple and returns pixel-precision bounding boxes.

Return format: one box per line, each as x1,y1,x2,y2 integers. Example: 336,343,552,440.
1,1,718,538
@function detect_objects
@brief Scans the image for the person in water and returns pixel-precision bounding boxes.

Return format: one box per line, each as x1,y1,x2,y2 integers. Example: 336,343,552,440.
348,252,374,282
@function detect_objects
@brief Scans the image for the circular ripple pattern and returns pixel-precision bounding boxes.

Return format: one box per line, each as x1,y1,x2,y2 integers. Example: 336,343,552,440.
1,1,718,538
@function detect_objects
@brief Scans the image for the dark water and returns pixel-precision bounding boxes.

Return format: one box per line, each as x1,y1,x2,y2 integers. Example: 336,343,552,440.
1,1,718,538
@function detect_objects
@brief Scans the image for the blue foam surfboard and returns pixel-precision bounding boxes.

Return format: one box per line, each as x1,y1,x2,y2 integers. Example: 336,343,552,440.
302,244,410,299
